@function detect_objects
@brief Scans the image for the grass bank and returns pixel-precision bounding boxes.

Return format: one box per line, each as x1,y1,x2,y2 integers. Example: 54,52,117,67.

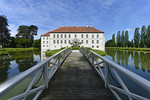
0,48,39,55
46,47,66,57
106,47,150,52
87,48,106,56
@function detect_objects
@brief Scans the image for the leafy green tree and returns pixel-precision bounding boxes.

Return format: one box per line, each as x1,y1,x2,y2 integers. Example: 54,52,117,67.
117,31,121,47
125,30,129,47
9,37,16,48
33,39,41,48
141,25,147,47
0,15,10,47
16,25,38,47
121,31,125,47
105,39,113,47
130,39,134,47
112,34,116,47
15,38,30,47
134,27,140,47
145,25,150,47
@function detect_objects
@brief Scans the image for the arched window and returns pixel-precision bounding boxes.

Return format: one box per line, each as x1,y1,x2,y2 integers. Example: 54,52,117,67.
81,34,83,38
69,34,71,38
97,34,99,38
92,40,94,44
53,34,55,38
75,34,77,38
92,34,94,38
57,34,59,38
65,34,67,38
86,34,88,38
61,34,63,38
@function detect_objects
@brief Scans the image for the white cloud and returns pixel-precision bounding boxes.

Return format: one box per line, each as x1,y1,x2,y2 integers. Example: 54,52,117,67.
126,28,132,31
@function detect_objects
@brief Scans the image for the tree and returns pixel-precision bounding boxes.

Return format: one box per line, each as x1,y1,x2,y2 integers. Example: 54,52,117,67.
134,27,140,47
121,31,125,47
15,38,30,47
125,30,129,47
112,34,116,47
130,39,134,47
117,31,121,47
33,39,41,48
145,25,150,47
16,25,38,47
0,15,10,47
105,39,113,47
141,25,147,47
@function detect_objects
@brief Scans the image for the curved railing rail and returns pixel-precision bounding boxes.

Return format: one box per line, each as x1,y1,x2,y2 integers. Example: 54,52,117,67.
80,48,150,100
0,48,72,100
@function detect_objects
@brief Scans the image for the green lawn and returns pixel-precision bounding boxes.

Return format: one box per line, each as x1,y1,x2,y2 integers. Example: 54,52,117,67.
0,47,39,55
106,47,150,52
87,48,106,56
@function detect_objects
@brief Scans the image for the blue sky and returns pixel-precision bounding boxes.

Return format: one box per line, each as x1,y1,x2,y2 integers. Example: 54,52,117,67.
0,0,150,41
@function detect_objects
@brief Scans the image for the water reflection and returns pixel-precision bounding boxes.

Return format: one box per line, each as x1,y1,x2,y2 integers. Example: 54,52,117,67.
0,51,41,83
106,50,150,73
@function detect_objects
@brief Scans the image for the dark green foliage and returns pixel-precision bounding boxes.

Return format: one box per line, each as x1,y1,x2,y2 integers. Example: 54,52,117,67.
0,15,10,47
121,31,125,47
33,39,41,48
112,34,116,47
145,25,150,47
117,31,121,47
16,25,38,47
141,25,147,46
125,31,129,47
105,39,113,47
15,38,31,47
134,27,140,47
72,47,79,50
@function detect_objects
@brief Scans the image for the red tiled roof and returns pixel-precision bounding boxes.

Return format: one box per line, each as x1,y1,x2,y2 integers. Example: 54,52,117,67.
42,26,104,36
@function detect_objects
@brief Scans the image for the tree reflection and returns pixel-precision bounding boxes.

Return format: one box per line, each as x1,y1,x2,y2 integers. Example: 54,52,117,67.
106,49,150,73
0,55,10,83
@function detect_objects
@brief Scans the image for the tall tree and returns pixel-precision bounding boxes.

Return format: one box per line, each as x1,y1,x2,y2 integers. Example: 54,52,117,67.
112,34,116,47
121,31,125,47
145,25,150,47
16,25,38,47
134,27,140,47
125,30,129,47
117,31,121,47
141,25,147,47
0,15,10,47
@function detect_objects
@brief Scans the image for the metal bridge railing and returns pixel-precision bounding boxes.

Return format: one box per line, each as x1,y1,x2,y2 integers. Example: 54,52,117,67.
0,48,72,100
80,48,150,100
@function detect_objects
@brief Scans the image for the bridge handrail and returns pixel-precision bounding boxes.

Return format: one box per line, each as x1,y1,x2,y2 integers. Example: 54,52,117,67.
0,48,72,100
80,48,150,100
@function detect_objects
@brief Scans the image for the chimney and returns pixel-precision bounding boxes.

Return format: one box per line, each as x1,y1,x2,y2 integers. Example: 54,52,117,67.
62,24,63,27
89,24,92,27
51,29,53,31
86,24,88,27
76,24,78,27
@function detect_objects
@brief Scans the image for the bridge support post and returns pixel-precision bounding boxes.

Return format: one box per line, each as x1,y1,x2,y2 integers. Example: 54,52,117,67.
44,63,48,88
105,62,110,88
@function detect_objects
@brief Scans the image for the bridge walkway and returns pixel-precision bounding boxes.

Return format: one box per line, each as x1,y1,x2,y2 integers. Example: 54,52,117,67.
39,51,115,100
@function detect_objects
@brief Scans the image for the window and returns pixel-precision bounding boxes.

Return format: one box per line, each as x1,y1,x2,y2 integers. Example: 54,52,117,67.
81,40,83,43
69,40,70,43
61,40,63,44
97,40,99,44
69,34,71,38
81,34,83,38
53,40,55,44
97,34,99,38
92,46,94,48
43,41,45,44
86,34,88,38
57,34,59,38
47,41,48,44
47,37,48,40
65,34,67,38
92,40,94,44
53,34,55,38
47,45,48,47
43,45,45,47
92,34,94,38
43,37,45,40
97,46,99,48
65,40,66,44
57,40,59,44
61,34,63,38
75,34,77,38
86,40,88,44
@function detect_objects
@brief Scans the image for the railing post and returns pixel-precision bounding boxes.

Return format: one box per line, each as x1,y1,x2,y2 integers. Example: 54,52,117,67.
58,54,61,67
105,62,110,88
91,53,94,67
44,63,48,88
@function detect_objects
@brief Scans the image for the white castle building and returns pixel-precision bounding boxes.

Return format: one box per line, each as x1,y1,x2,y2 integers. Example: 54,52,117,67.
41,25,105,52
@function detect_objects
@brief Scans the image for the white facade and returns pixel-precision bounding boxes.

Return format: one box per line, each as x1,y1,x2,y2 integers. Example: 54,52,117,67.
41,32,105,52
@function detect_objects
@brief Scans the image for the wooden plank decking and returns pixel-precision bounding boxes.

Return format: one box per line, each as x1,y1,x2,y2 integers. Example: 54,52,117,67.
38,51,116,100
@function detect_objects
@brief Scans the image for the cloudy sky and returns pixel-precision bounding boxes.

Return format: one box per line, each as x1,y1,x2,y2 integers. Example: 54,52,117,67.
0,0,150,41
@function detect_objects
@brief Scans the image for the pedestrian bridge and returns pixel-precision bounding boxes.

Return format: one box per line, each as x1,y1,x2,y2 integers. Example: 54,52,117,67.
0,48,150,100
